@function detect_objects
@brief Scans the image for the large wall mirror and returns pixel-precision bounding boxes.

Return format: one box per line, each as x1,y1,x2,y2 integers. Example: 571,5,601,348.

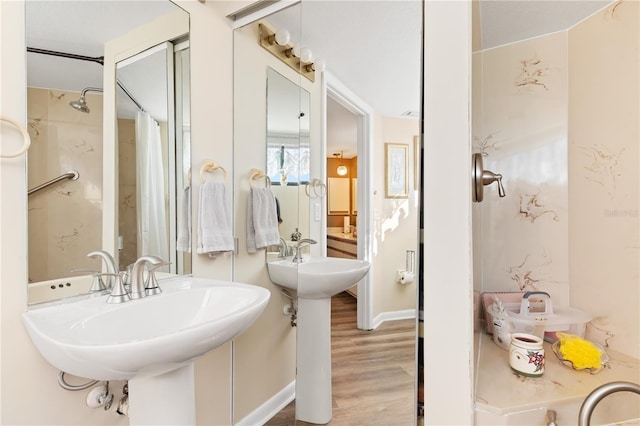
25,1,190,304
266,67,311,240
232,4,308,421
233,1,421,424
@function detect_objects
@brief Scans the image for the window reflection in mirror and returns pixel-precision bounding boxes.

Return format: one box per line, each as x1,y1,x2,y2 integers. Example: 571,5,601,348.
266,67,311,240
25,1,190,304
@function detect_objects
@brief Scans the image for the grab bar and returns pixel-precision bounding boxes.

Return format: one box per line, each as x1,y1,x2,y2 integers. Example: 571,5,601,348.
28,170,79,196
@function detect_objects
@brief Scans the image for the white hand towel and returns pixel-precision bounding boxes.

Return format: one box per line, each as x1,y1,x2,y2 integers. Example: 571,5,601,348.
197,181,234,257
176,185,191,253
246,187,280,253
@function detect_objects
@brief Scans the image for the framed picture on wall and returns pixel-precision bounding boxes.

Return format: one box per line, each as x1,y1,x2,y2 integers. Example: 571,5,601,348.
385,143,409,198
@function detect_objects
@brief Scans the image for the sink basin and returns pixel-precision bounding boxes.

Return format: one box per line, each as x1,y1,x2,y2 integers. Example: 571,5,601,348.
267,256,370,299
22,277,270,381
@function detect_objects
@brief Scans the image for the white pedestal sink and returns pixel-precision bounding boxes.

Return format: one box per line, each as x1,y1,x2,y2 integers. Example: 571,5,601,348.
267,256,370,424
22,277,270,425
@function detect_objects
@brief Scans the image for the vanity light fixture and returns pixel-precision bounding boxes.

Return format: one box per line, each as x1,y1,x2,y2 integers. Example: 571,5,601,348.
303,57,326,73
259,23,316,82
334,152,348,176
266,28,290,46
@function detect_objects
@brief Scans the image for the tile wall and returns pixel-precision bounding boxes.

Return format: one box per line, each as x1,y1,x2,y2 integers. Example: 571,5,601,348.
27,88,103,282
473,1,639,358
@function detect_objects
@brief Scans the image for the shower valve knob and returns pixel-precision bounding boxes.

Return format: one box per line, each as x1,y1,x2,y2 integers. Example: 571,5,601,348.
481,170,506,198
472,153,506,201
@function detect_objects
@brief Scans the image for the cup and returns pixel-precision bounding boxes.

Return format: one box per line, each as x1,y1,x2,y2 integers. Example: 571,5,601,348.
509,333,545,377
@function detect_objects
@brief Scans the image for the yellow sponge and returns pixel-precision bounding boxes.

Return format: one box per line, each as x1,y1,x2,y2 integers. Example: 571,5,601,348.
557,332,603,370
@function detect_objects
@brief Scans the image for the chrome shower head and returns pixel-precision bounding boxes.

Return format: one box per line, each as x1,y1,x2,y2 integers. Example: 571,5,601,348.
69,87,103,113
69,95,90,113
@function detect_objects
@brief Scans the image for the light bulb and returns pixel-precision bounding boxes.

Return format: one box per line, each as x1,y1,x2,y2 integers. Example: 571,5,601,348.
312,58,326,72
292,45,301,58
300,47,313,63
274,29,290,45
337,165,348,176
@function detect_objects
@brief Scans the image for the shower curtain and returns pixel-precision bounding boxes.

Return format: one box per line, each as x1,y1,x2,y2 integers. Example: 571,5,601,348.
135,111,169,263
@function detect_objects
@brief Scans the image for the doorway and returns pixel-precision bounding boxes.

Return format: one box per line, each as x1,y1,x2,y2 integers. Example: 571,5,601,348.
325,97,358,288
324,72,375,330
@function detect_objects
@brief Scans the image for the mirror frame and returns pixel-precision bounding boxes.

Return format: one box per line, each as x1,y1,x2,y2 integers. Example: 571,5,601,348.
103,10,190,269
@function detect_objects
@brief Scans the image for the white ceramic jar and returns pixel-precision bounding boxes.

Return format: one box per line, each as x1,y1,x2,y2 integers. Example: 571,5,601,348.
509,333,545,377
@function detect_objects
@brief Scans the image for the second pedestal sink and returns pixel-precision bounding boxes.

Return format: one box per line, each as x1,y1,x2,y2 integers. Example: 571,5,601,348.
267,256,370,299
22,277,270,425
267,256,371,424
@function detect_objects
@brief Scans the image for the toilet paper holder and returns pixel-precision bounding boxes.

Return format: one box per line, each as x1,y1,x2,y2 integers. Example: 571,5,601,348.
397,250,416,285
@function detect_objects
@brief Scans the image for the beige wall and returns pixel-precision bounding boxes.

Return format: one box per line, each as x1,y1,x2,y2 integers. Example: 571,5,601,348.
372,116,419,316
27,88,104,282
473,1,639,358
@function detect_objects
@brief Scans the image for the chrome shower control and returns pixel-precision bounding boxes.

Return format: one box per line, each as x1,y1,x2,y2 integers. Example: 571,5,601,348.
472,153,506,202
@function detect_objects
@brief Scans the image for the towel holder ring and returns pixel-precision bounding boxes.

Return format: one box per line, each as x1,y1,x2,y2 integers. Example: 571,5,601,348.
304,178,326,198
1,116,31,158
200,160,227,183
249,168,271,188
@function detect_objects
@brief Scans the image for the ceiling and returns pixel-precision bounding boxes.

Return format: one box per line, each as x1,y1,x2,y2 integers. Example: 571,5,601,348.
267,0,613,158
26,1,180,120
26,0,614,153
479,0,612,50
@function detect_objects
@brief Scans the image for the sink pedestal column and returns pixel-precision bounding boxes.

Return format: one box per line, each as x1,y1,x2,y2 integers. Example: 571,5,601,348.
296,297,332,424
129,364,196,426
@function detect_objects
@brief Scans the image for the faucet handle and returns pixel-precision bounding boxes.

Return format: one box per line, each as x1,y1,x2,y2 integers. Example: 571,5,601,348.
105,273,130,304
88,272,108,293
145,261,171,296
71,269,108,293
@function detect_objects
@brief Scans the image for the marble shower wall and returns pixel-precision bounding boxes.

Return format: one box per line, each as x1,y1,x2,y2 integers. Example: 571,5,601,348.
27,88,103,282
568,1,639,358
473,31,570,306
474,1,639,358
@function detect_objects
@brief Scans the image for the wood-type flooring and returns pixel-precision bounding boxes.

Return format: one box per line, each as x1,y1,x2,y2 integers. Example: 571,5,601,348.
266,291,416,426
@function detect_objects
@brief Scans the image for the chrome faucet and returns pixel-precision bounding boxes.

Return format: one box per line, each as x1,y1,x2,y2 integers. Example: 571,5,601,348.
292,239,317,263
578,381,640,426
87,250,117,289
129,256,167,300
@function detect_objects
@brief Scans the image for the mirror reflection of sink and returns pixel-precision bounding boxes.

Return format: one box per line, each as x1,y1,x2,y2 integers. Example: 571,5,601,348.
22,277,270,381
267,256,370,299
266,256,370,424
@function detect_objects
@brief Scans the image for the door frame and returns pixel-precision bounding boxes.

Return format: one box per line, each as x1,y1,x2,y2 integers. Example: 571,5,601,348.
322,72,375,330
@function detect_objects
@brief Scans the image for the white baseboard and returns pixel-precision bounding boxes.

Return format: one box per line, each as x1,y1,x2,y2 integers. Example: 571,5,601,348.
372,309,416,330
235,380,295,426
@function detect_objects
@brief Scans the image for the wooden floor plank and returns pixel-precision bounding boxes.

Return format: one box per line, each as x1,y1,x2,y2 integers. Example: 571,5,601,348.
265,292,416,425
